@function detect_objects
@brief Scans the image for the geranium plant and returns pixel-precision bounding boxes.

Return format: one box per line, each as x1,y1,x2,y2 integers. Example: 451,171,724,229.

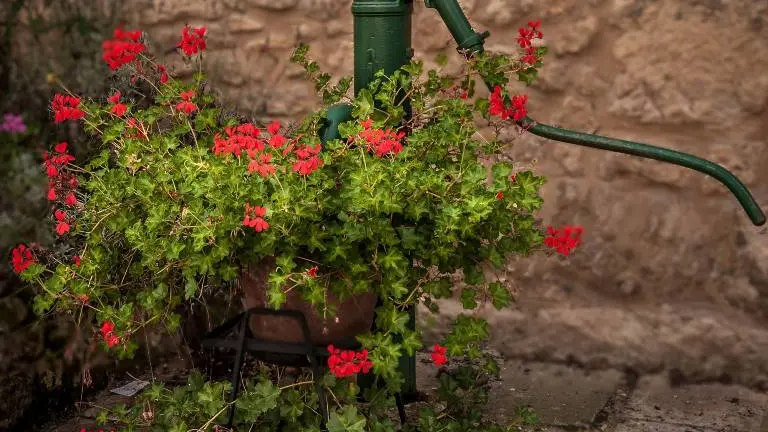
12,20,581,431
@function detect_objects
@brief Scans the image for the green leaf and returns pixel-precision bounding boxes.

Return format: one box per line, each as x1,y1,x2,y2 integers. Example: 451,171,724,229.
267,285,287,309
327,406,367,432
237,379,280,417
488,282,512,309
32,294,54,316
352,88,374,119
86,149,110,170
460,287,478,309
396,227,422,250
463,265,484,285
375,303,410,334
435,52,448,67
19,263,44,281
517,68,539,86
184,277,197,300
423,278,452,299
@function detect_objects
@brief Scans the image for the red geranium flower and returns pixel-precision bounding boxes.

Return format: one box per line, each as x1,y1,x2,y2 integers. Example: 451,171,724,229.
431,344,448,366
101,26,145,70
544,225,584,256
51,93,85,123
107,91,121,104
11,244,35,274
292,144,323,176
157,65,169,84
56,222,71,236
242,204,269,232
307,266,318,278
488,86,528,121
177,25,207,56
65,192,77,206
327,345,373,378
267,120,281,135
175,90,197,114
100,321,121,348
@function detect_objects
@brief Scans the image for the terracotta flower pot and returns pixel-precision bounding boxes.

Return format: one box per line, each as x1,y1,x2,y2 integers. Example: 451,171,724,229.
239,257,378,346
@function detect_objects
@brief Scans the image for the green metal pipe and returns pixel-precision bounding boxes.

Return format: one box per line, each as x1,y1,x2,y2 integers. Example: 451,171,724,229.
520,120,766,226
424,0,489,53
352,0,419,399
425,0,765,226
352,0,414,94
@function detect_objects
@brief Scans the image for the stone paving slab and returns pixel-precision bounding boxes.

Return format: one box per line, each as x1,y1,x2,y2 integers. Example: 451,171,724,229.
416,355,625,428
492,360,624,427
614,419,721,432
621,375,768,432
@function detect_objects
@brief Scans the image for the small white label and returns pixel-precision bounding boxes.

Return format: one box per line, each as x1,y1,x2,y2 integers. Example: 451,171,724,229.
110,379,150,397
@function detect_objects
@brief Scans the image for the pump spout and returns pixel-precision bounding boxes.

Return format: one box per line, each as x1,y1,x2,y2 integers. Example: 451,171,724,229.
424,0,765,226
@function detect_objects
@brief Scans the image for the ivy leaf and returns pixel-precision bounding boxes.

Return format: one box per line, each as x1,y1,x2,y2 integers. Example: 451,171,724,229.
400,328,422,355
267,285,287,309
517,68,539,86
460,287,478,310
375,303,410,334
184,277,196,300
327,406,367,432
488,282,512,309
377,249,407,276
237,380,280,417
423,278,452,299
352,88,374,119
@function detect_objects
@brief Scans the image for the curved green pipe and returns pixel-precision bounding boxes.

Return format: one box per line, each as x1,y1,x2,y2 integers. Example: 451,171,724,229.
521,119,765,226
423,0,765,226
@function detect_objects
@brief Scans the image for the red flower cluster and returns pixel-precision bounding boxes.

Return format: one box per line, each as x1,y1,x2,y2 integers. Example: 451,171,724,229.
496,191,504,200
267,120,287,148
175,90,198,115
44,142,79,236
100,321,120,348
243,204,269,232
177,26,207,56
489,86,528,122
213,123,265,156
157,64,169,84
327,345,373,378
213,121,290,178
51,93,84,123
101,26,145,70
431,344,448,366
248,153,276,177
108,91,128,117
517,19,543,65
292,143,323,176
54,209,71,236
11,244,35,274
356,119,405,157
544,225,583,256
306,266,319,278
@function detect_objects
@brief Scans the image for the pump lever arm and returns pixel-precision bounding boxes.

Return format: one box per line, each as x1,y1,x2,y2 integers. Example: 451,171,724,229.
425,0,765,226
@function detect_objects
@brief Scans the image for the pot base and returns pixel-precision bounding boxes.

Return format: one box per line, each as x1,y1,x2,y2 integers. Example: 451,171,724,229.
240,258,377,346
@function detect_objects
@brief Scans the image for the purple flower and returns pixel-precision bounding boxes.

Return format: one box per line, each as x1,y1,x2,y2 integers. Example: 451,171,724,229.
0,113,27,135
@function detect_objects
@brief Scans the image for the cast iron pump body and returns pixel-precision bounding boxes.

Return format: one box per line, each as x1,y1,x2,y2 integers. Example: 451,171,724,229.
324,0,766,398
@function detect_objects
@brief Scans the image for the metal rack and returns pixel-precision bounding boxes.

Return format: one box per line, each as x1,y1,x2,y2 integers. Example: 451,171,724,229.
201,307,406,430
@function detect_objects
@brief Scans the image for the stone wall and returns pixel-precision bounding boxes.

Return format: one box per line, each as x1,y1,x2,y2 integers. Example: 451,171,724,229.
127,0,767,386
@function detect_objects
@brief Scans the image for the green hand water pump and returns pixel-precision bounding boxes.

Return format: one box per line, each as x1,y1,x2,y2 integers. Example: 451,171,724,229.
327,0,766,398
